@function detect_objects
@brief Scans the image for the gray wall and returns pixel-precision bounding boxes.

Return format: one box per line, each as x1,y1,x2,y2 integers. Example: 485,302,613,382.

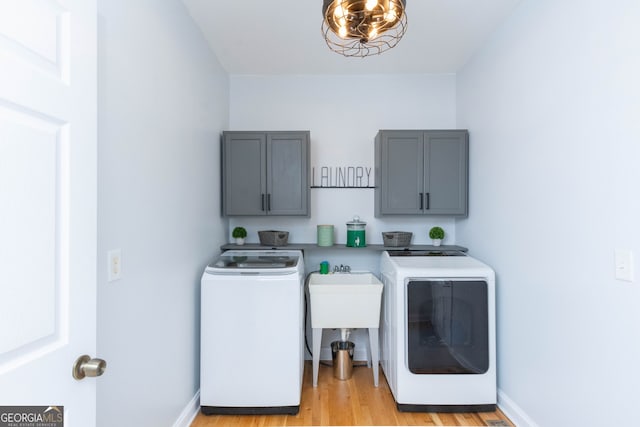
96,1,228,426
456,1,640,425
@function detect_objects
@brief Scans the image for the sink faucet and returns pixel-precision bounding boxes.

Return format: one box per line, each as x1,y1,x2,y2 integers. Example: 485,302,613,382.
334,264,351,273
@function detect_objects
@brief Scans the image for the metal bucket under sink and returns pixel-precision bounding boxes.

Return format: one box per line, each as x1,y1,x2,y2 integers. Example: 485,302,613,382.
331,341,355,380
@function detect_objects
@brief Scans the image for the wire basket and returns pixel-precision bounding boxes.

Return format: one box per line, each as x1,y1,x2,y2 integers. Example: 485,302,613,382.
258,230,289,246
382,231,412,247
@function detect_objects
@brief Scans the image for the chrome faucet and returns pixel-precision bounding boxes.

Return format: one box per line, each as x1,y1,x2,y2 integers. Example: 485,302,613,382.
333,264,351,273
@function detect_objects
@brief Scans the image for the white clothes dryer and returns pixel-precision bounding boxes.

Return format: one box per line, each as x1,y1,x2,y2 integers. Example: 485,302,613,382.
200,250,305,415
379,250,496,412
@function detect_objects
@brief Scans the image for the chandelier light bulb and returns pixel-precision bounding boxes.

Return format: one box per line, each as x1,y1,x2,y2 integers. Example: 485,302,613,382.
339,26,348,38
385,9,397,22
365,0,378,11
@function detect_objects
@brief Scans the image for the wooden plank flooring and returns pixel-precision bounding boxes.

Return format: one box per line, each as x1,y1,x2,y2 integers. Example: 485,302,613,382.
191,361,514,426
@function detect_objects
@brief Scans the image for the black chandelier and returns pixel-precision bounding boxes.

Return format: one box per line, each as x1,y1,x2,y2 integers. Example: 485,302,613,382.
322,0,408,57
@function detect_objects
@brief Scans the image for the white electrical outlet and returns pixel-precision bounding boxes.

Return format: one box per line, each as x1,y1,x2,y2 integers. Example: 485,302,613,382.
615,249,634,282
108,249,122,282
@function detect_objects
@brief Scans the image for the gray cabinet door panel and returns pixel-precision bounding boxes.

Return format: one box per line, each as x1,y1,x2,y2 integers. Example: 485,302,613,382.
379,131,424,214
267,133,309,215
223,133,266,216
425,131,468,215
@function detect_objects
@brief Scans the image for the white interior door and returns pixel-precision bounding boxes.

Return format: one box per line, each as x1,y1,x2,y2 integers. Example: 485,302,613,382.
0,0,97,425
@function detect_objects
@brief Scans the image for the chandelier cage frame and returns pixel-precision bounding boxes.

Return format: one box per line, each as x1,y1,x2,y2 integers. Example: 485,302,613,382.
321,0,408,57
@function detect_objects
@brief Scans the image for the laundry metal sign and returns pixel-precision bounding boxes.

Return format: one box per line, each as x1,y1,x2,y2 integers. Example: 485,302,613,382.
311,166,373,188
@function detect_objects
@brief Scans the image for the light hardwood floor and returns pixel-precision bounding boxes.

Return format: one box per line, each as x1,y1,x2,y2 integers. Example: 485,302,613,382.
191,361,514,426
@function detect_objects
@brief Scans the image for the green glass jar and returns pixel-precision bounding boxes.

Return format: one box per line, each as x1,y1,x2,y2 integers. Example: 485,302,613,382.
346,216,366,247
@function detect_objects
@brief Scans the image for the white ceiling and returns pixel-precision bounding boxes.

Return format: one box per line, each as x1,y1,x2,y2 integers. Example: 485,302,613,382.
182,0,522,75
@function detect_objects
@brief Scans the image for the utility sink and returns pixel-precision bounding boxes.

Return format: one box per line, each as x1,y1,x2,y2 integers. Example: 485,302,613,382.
308,272,383,328
309,272,383,387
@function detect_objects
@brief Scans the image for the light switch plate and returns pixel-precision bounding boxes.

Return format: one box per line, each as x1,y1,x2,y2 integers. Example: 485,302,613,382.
108,249,122,282
615,249,634,282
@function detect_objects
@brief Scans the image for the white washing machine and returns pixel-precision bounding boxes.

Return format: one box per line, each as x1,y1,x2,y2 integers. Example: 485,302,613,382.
379,250,496,412
200,250,305,415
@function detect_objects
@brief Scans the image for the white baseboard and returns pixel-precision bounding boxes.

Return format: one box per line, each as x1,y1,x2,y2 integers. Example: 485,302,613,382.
497,389,539,427
172,390,200,427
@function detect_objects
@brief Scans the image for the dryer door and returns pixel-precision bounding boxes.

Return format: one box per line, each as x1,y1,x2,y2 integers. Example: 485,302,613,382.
406,280,489,374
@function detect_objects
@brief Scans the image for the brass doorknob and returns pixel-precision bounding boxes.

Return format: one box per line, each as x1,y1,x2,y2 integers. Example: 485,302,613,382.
72,355,107,380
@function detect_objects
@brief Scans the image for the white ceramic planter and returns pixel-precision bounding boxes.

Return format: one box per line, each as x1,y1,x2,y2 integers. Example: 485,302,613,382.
432,238,442,247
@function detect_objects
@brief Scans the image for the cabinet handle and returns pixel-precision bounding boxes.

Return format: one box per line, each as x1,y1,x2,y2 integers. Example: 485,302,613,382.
261,194,265,211
419,193,423,210
267,194,271,211
426,192,430,210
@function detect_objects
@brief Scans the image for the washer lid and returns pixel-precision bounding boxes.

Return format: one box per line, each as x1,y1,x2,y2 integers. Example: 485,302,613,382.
212,254,298,269
205,250,302,274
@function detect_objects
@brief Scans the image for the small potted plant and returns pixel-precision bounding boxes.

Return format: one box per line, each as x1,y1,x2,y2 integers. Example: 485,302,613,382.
429,226,445,247
232,227,247,245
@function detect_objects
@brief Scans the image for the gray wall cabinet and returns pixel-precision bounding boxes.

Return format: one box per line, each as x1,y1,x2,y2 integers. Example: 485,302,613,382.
222,131,310,216
375,130,468,217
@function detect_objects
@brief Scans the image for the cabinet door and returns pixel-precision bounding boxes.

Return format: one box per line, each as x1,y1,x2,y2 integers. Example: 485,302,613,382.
375,129,469,217
266,132,309,216
376,130,424,215
424,130,468,216
222,132,267,216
